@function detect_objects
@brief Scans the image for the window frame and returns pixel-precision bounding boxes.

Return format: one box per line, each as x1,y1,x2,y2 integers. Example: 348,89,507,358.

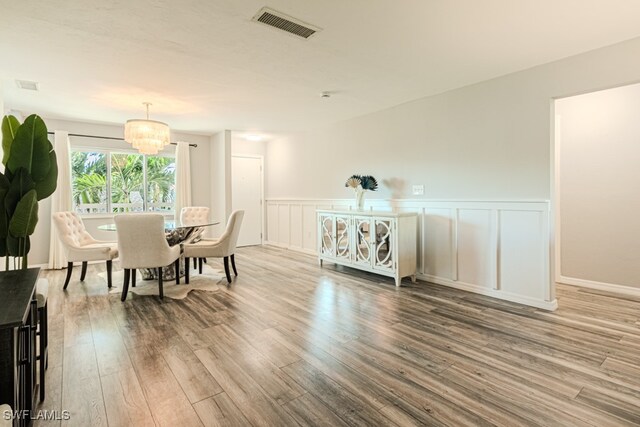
71,145,176,217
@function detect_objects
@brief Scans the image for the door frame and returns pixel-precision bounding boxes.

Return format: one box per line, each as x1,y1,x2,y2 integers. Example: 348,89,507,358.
231,154,265,246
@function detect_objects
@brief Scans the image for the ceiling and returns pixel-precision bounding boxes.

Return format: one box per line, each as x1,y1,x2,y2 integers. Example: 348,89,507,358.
2,0,640,134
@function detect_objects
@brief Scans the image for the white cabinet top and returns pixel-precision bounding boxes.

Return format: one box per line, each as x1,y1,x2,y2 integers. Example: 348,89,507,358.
316,209,417,218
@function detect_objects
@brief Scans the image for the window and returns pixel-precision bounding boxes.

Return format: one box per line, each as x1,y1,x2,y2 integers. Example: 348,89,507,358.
71,149,176,215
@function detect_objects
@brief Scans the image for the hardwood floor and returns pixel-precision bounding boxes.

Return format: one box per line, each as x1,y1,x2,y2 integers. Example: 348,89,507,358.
35,245,640,426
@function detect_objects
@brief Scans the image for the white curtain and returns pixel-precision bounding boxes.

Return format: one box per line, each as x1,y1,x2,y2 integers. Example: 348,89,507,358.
174,141,192,221
48,131,72,269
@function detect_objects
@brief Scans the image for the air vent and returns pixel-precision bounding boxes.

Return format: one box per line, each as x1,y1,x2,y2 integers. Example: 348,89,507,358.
15,80,39,91
252,7,320,39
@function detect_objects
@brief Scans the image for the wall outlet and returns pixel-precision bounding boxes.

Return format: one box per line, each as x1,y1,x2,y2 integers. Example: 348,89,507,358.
412,185,424,196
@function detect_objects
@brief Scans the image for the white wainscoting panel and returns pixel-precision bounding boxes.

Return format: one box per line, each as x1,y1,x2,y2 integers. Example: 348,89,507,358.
290,204,303,250
265,198,555,310
457,209,494,289
500,210,548,302
423,208,454,280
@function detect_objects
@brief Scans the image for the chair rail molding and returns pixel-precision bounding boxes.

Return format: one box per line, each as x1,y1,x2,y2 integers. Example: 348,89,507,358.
265,198,556,311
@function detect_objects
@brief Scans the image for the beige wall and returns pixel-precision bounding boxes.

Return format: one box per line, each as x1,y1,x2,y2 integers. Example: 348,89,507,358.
266,36,640,201
556,83,640,288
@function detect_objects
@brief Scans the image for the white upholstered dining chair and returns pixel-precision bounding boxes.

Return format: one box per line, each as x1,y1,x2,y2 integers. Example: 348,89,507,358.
183,210,244,284
52,211,119,289
180,206,210,226
180,206,211,269
115,213,182,301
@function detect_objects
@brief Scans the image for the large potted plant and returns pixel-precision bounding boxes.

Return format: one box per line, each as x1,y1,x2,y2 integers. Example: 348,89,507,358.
1,114,58,269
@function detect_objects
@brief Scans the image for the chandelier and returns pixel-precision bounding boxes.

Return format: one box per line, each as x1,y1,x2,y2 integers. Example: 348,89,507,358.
124,102,170,155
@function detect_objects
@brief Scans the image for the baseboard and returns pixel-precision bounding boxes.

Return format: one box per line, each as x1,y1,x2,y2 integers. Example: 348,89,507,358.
558,275,640,297
420,274,557,311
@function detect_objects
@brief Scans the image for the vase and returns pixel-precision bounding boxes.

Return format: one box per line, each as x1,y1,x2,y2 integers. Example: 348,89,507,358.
355,188,365,210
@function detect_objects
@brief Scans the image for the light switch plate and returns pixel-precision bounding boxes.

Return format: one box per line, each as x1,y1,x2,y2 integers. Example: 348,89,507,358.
412,185,424,196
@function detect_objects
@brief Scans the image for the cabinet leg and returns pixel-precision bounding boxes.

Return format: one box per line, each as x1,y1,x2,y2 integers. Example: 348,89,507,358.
395,277,401,287
411,275,417,283
318,259,323,267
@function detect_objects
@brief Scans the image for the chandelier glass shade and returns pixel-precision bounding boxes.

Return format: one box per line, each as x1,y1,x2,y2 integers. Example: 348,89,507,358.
124,103,170,155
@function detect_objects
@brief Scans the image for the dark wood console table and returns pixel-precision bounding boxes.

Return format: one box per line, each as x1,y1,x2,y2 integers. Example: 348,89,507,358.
0,268,40,427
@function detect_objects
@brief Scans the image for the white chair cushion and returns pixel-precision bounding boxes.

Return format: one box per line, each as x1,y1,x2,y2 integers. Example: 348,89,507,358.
35,278,49,309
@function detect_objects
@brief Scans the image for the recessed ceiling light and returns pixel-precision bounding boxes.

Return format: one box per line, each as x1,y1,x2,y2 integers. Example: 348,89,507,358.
245,134,263,142
15,79,39,91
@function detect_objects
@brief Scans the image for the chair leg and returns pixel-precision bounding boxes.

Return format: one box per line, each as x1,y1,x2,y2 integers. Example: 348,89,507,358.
106,260,113,288
158,267,164,299
80,261,88,281
121,269,130,302
175,259,180,285
192,258,197,270
132,269,137,287
63,262,73,290
223,256,232,283
198,258,203,274
185,258,190,284
230,254,238,276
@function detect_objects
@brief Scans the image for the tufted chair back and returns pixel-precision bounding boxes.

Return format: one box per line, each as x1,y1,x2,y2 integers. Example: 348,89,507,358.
52,211,96,250
180,206,210,226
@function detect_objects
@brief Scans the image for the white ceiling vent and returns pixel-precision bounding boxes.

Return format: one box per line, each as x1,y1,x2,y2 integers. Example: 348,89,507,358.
16,80,39,91
252,7,320,39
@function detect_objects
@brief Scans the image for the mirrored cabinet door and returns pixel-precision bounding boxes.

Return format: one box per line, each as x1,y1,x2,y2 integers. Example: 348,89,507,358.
373,219,394,270
335,216,351,260
354,217,373,265
319,215,335,257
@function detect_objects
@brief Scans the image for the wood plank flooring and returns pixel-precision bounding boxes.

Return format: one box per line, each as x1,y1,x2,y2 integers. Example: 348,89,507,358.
35,245,640,426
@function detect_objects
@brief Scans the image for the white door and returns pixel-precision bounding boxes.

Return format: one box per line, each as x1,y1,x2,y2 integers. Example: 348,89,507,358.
232,156,263,246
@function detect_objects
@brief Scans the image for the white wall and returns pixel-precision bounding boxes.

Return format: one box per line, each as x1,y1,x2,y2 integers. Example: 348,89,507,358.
231,134,266,157
556,83,640,290
210,130,231,236
26,118,211,266
266,37,640,201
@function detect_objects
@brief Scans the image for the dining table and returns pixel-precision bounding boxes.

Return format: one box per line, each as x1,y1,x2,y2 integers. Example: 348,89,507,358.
98,218,220,281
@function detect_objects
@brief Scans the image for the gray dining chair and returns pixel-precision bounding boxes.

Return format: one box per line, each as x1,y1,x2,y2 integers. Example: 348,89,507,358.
115,213,182,301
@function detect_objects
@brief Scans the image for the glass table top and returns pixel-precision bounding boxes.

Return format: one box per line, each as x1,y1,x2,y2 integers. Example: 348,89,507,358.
98,219,220,231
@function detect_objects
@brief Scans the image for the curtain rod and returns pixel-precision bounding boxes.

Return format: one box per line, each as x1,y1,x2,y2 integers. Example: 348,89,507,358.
46,132,197,147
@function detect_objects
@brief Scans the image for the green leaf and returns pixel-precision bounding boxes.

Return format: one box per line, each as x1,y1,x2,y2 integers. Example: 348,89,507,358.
0,172,9,190
1,115,20,166
5,168,35,216
9,189,38,238
34,150,58,200
7,114,51,181
6,234,29,257
0,188,7,239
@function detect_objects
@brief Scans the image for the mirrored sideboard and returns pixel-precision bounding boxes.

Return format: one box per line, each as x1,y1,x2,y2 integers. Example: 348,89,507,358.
317,209,417,286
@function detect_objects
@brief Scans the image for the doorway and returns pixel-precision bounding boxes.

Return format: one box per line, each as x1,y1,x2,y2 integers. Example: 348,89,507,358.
232,155,264,247
554,82,640,295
